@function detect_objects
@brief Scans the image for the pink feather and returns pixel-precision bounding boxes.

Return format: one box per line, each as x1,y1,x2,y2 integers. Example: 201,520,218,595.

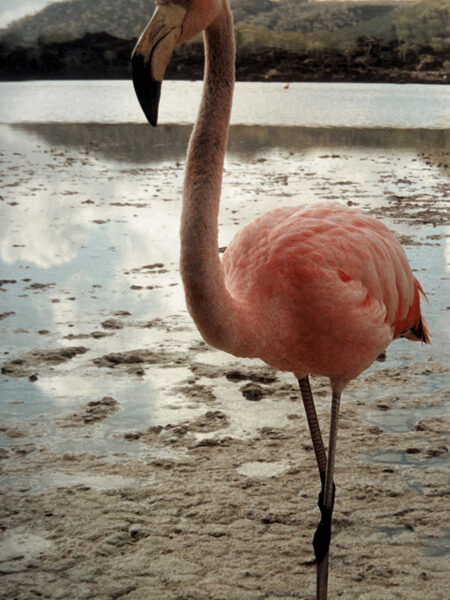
222,202,429,385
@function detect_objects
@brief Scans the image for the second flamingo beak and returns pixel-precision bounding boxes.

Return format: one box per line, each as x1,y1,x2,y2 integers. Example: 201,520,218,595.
131,4,187,127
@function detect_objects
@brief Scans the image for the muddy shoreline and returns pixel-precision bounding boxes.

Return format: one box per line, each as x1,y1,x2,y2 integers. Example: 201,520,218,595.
1,354,449,600
0,123,449,599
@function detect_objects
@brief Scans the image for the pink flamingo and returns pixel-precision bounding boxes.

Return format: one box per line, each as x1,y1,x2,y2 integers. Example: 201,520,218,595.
131,1,430,598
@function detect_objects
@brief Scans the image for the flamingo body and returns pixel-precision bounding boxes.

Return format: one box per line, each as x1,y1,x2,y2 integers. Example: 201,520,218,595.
131,1,430,597
222,202,428,384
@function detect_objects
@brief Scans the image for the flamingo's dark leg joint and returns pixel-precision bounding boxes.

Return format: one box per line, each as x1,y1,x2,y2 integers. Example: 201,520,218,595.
313,473,336,563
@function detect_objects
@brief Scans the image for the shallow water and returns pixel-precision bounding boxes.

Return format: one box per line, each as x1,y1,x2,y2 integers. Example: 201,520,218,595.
0,78,449,460
0,120,449,457
363,403,448,434
0,80,449,127
365,450,450,468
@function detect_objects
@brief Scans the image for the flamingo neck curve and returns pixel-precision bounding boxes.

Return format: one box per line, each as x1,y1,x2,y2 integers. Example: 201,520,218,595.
180,4,252,356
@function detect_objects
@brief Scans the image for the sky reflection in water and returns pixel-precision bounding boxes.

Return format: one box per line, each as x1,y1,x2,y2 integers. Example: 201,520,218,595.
0,121,449,455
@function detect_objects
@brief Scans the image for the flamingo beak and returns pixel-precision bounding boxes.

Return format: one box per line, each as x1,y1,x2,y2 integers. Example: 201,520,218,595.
131,3,187,127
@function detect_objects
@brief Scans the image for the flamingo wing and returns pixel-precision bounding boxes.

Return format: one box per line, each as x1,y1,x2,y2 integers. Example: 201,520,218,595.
222,203,429,381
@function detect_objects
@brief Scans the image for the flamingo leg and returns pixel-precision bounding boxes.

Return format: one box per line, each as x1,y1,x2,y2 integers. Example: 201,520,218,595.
298,376,327,474
316,389,341,600
298,377,341,600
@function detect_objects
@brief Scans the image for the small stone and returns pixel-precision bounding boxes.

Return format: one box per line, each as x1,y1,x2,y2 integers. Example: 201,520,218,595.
406,447,421,454
111,584,138,599
101,319,124,330
425,445,448,458
241,382,264,401
129,524,150,540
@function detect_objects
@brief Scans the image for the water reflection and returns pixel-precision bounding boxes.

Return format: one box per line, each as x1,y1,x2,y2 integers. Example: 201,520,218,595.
365,450,450,468
1,81,449,129
362,403,448,434
13,122,450,168
1,123,448,350
0,122,448,454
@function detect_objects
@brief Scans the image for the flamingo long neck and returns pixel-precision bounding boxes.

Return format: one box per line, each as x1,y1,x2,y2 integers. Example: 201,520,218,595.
180,6,249,355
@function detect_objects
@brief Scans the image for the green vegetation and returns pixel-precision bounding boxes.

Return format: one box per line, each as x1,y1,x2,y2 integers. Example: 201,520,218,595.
0,1,448,81
394,0,450,50
0,0,151,43
233,0,450,52
1,0,449,51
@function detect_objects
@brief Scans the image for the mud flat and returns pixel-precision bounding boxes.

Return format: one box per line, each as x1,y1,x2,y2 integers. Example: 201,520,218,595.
0,123,449,599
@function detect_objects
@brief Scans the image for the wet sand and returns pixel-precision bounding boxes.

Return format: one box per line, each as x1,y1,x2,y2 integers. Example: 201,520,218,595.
0,123,449,599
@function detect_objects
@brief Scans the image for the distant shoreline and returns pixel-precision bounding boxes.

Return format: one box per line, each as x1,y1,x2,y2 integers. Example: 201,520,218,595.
0,69,446,86
0,73,446,85
0,35,448,85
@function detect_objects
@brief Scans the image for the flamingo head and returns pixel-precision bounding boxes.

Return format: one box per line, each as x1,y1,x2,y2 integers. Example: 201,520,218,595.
131,0,224,126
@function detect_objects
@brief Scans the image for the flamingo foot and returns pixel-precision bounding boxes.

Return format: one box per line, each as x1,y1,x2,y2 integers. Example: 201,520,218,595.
313,476,335,599
313,477,335,564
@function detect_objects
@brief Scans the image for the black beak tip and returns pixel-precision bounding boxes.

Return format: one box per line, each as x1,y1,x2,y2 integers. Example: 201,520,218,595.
131,53,162,128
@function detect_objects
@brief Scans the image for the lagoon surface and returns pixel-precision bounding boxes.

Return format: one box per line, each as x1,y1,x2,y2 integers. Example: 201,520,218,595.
0,80,449,127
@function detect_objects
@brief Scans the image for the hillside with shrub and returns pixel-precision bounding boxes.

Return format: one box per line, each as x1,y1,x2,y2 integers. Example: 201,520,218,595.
0,0,448,82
